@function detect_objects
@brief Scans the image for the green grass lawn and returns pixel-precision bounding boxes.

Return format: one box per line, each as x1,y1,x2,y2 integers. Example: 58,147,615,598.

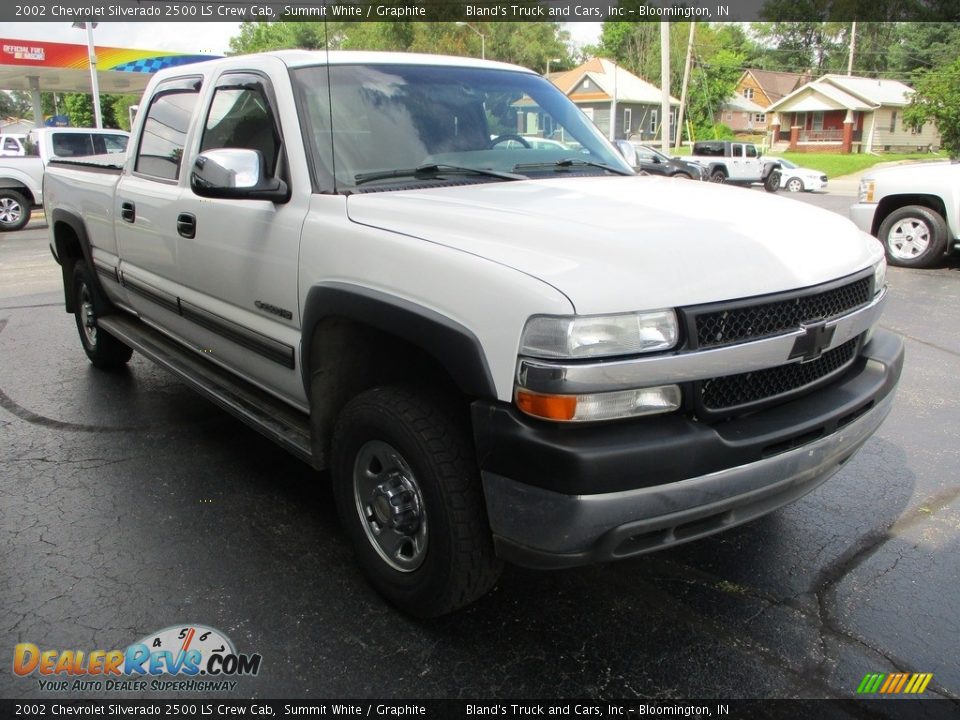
774,151,946,178
671,145,946,178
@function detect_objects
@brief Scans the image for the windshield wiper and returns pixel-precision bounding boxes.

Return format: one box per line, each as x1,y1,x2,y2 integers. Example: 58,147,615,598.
355,163,527,185
512,158,633,176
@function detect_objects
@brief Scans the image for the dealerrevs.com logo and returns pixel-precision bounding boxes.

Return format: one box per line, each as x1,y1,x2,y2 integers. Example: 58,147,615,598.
13,624,262,692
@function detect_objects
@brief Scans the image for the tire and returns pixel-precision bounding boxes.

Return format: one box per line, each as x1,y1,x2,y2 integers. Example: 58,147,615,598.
709,169,727,183
0,190,31,232
73,263,133,369
878,205,948,269
331,385,502,617
785,176,804,193
674,172,693,180
763,170,781,193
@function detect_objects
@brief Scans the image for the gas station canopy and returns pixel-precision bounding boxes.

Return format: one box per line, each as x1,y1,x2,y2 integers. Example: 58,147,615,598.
1,37,221,96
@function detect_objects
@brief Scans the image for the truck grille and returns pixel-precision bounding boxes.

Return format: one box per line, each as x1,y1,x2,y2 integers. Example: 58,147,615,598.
692,276,871,349
699,337,859,413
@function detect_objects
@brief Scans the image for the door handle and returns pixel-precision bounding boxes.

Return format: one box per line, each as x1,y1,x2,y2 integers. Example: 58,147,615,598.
177,213,196,239
120,201,135,223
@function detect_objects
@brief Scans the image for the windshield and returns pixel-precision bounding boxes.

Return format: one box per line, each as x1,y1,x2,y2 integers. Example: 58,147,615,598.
292,63,633,192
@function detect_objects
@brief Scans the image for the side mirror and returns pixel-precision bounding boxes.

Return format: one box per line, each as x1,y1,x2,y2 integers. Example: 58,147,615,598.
613,140,637,168
191,149,290,203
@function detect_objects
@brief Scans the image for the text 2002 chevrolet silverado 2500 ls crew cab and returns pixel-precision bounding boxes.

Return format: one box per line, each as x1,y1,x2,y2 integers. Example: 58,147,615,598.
44,52,903,617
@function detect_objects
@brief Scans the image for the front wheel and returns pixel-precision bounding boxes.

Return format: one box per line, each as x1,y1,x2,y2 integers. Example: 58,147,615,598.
709,169,727,183
786,176,804,193
73,264,132,369
331,385,502,617
0,190,31,232
878,205,948,268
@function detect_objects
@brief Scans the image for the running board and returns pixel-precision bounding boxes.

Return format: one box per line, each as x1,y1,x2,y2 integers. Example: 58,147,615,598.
98,314,315,466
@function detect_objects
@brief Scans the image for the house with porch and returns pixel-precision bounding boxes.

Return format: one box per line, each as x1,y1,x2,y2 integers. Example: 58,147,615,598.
549,58,679,143
765,74,941,154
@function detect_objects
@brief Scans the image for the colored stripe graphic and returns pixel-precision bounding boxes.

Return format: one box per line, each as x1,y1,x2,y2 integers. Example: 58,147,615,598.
857,672,933,694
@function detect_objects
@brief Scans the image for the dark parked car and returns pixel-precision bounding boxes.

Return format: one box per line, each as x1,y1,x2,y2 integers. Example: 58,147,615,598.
634,144,704,180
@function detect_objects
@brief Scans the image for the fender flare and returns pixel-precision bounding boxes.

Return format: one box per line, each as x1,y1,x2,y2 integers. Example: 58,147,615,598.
49,208,101,312
300,283,497,399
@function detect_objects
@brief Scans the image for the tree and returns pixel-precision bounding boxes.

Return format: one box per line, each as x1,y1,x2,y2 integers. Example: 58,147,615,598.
63,94,94,128
903,57,960,159
227,21,573,74
110,94,141,131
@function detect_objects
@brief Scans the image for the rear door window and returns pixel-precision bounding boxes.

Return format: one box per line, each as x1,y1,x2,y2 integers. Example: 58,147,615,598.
135,81,201,181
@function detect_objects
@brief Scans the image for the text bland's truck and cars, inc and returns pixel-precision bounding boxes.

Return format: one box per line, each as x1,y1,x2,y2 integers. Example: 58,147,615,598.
44,51,902,616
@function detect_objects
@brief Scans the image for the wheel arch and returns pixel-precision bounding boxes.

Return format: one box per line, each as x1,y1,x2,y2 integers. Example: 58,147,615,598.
872,194,948,238
301,283,497,467
50,209,98,313
0,180,36,206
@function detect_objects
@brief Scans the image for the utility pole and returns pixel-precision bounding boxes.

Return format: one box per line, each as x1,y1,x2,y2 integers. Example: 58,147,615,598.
660,21,670,154
72,22,103,128
847,21,857,76
675,23,695,150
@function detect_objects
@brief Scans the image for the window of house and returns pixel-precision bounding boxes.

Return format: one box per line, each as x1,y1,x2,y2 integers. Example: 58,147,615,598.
812,111,824,131
649,109,658,134
755,113,766,124
135,83,201,181
726,113,733,122
623,108,632,134
744,88,754,100
582,79,590,90
889,111,897,133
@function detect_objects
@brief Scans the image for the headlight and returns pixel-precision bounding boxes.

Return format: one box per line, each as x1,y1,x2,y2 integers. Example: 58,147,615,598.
519,310,679,359
873,257,887,295
859,179,876,203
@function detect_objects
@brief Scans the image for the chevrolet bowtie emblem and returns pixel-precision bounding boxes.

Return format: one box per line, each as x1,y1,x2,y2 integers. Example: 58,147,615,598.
789,321,836,362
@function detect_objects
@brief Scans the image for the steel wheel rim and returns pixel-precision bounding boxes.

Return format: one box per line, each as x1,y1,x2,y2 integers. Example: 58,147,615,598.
353,440,427,572
888,217,930,260
787,178,803,192
79,282,98,347
0,197,22,224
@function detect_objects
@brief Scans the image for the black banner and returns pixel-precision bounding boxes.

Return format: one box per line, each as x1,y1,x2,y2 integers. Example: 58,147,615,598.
4,0,960,24
2,699,960,720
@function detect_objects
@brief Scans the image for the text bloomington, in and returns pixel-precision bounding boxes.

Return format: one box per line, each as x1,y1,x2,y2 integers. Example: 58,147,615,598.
36,2,729,20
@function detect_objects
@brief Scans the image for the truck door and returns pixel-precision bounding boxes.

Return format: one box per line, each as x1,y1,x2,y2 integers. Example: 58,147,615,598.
729,143,747,181
173,70,309,406
114,77,202,324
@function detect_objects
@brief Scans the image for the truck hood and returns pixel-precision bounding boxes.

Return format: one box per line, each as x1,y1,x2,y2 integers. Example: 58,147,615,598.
346,175,882,314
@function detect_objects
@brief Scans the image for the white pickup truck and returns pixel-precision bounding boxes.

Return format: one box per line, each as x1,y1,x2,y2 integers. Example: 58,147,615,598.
686,140,782,190
44,51,903,617
850,161,960,268
0,127,128,232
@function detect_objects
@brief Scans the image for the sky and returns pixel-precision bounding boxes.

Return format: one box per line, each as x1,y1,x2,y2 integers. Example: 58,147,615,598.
4,22,603,56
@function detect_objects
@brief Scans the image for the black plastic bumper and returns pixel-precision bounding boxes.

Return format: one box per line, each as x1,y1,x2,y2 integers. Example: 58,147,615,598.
472,329,904,569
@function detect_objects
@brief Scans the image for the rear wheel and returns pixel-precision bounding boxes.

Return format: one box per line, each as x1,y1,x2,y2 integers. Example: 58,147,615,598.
0,190,30,232
878,205,948,269
73,264,132,369
763,170,781,193
331,385,502,617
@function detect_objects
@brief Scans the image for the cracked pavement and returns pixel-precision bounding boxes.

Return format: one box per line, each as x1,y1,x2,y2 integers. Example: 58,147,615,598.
1,216,958,705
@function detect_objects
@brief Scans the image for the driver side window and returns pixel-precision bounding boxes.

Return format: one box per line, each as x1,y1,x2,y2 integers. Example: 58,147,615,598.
200,84,281,177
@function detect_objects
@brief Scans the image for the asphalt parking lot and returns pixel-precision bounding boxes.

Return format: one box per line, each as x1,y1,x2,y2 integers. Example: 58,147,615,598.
1,196,959,704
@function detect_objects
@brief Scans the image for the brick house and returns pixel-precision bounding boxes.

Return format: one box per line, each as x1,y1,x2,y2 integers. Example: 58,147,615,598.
718,70,809,132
